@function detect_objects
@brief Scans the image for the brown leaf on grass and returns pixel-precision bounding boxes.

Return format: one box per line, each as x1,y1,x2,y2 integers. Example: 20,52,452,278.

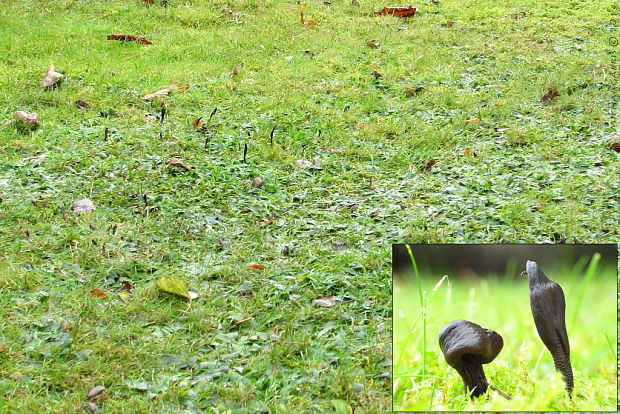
256,217,276,226
313,295,341,307
230,316,254,326
540,86,560,105
444,21,454,28
168,158,194,171
321,147,344,153
366,40,380,48
419,157,437,172
40,63,63,88
247,264,265,271
90,289,108,300
610,135,620,153
299,3,320,26
76,100,91,111
107,33,152,45
372,71,383,79
0,343,7,353
73,198,95,214
141,82,188,101
332,240,349,250
374,6,417,17
466,117,482,124
14,111,40,127
299,2,308,23
120,280,133,291
86,403,99,414
463,149,477,157
512,11,527,19
87,385,106,399
232,65,243,78
191,117,204,129
23,153,46,163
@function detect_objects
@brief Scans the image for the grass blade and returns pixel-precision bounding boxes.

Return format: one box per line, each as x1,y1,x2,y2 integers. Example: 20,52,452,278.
405,244,425,381
569,253,600,332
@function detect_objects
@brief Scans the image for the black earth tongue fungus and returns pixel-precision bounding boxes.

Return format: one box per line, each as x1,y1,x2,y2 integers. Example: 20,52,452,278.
438,320,504,399
524,260,574,398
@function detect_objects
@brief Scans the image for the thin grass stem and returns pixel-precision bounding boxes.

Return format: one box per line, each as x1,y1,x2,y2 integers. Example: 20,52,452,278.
405,244,425,381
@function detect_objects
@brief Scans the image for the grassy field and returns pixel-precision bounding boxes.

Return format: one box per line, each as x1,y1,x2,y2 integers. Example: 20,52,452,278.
393,259,618,411
0,0,618,412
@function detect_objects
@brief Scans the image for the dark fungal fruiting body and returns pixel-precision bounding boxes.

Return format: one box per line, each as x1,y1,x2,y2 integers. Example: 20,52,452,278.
524,260,573,397
439,320,504,398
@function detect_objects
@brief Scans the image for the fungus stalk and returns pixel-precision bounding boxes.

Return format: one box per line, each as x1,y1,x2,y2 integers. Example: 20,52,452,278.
524,260,573,397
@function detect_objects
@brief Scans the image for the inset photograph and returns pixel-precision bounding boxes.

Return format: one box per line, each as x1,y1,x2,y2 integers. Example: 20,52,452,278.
392,244,617,411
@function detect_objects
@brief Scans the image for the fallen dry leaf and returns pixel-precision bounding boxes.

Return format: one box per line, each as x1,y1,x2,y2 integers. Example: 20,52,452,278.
232,65,243,78
248,264,265,271
76,100,91,111
466,117,482,124
374,6,417,17
90,289,108,300
87,385,106,399
332,240,349,250
73,198,95,214
300,2,308,23
231,316,254,326
463,149,477,157
420,157,437,172
540,86,560,105
300,3,320,26
120,280,133,291
40,63,63,88
512,11,527,19
445,21,454,28
256,217,276,226
156,275,197,300
86,403,98,414
366,40,380,48
321,147,344,153
191,117,204,129
107,33,152,45
141,82,188,101
0,343,7,353
372,70,383,79
313,295,341,307
610,135,620,153
23,153,46,164
168,158,194,171
14,111,40,126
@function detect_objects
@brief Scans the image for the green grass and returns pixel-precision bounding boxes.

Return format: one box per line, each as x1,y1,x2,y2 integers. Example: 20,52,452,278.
393,260,617,411
0,0,618,412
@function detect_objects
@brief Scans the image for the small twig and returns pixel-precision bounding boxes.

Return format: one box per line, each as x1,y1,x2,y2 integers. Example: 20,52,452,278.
160,105,166,124
104,127,109,141
243,143,248,163
489,385,512,400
